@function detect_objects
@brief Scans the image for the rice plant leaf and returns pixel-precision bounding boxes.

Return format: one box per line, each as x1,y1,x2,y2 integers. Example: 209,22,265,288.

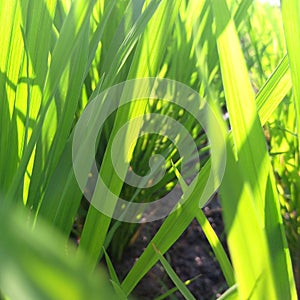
121,45,294,300
28,21,90,211
220,138,275,299
121,1,297,298
0,0,24,195
256,54,291,125
0,205,115,300
102,247,128,299
152,244,196,300
172,161,234,287
154,274,201,300
233,0,253,30
121,161,211,294
36,1,118,237
0,0,57,198
155,286,181,300
87,0,118,75
100,0,161,87
103,247,121,285
110,281,128,300
281,0,300,154
78,0,183,269
195,211,234,286
211,0,296,298
0,2,297,300
7,0,98,202
37,137,81,237
211,0,270,216
216,284,238,300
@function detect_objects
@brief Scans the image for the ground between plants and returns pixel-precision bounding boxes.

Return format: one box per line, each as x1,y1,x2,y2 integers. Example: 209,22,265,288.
112,199,227,299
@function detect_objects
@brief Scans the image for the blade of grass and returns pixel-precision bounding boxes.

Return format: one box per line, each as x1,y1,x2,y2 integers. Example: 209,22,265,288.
0,1,30,196
120,48,295,297
102,247,127,299
37,2,117,236
281,0,300,155
171,161,234,287
28,21,90,212
0,1,87,209
101,0,163,89
120,53,294,294
154,274,202,300
217,284,238,300
220,137,275,299
152,244,196,300
0,205,115,300
7,0,98,202
256,54,291,125
103,247,120,285
211,0,270,216
78,0,183,269
110,281,127,300
211,0,296,298
37,137,82,237
233,0,253,30
121,161,212,294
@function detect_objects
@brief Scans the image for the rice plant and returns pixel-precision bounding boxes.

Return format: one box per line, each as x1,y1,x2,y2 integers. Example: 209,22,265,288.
0,0,299,299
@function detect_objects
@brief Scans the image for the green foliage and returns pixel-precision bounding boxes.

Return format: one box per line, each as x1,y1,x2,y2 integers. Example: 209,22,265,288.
0,0,299,299
0,204,115,300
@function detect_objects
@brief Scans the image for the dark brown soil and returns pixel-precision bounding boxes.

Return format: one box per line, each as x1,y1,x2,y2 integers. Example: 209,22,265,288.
112,199,229,299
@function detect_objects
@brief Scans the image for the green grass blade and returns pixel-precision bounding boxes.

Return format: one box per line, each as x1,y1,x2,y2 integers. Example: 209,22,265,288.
172,161,234,287
0,0,58,198
195,211,234,287
37,137,82,237
220,138,276,299
110,281,128,300
0,205,115,300
211,0,296,298
233,0,252,30
0,1,24,195
122,0,298,294
121,161,211,295
217,284,238,300
103,247,127,299
87,0,118,75
120,55,295,294
78,0,183,269
154,275,202,300
120,57,294,300
28,21,90,211
103,247,121,285
281,0,300,154
152,244,196,300
211,0,270,215
7,0,98,202
36,1,119,237
256,54,291,125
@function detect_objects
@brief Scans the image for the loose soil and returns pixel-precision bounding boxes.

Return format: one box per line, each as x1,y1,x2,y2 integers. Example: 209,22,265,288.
112,199,229,299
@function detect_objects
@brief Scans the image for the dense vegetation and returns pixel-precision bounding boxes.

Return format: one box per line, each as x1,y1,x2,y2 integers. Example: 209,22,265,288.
0,0,299,299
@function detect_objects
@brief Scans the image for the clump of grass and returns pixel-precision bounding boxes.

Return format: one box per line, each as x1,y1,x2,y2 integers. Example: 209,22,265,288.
0,0,299,299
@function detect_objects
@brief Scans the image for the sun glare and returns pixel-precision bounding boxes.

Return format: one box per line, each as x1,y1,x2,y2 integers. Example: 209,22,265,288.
259,0,280,6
